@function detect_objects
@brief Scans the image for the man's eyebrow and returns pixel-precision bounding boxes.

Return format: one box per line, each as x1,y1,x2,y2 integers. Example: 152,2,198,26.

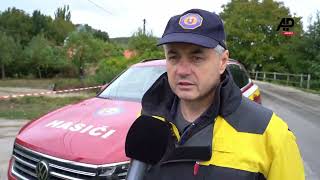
167,49,177,54
190,48,204,54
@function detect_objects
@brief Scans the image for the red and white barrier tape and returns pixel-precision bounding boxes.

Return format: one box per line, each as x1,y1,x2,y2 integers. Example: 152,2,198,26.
0,85,103,100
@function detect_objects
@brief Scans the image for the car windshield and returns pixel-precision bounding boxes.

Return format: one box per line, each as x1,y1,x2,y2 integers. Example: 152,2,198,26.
98,66,166,101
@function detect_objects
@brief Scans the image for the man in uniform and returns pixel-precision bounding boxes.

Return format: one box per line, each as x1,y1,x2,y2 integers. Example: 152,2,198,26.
141,9,305,180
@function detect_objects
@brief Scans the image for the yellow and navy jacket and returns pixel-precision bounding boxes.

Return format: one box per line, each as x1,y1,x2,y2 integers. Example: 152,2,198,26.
141,69,305,180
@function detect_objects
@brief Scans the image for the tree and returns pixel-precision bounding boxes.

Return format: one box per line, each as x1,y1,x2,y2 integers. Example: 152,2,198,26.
75,24,110,42
0,7,32,46
128,28,164,59
220,0,303,72
54,5,71,21
31,10,52,37
64,31,106,78
49,19,74,45
93,30,109,42
303,12,320,78
286,11,320,89
47,6,74,45
24,34,56,78
0,31,17,79
95,56,128,83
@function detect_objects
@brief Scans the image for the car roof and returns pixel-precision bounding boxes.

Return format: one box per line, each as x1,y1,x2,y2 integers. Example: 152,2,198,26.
132,58,242,67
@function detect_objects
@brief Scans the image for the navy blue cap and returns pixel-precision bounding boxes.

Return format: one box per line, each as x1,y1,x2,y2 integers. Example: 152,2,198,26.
158,9,227,49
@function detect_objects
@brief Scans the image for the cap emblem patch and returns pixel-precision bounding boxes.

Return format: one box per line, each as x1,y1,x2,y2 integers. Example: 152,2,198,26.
179,13,203,30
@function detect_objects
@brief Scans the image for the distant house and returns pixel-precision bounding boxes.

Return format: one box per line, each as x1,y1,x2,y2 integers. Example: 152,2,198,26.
123,49,137,59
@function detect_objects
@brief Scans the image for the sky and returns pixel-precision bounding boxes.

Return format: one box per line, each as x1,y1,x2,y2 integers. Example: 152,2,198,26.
0,0,319,38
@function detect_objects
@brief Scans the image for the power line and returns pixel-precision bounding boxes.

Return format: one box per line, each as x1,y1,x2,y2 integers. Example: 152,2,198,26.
85,0,113,15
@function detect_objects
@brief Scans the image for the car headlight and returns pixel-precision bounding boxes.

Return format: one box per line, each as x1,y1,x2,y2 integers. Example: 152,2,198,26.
98,162,129,180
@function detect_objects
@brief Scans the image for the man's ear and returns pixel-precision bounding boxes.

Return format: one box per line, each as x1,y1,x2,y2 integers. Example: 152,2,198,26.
220,50,229,74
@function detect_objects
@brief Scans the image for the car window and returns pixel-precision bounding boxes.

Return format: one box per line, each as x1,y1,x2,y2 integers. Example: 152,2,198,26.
98,66,166,101
228,64,250,88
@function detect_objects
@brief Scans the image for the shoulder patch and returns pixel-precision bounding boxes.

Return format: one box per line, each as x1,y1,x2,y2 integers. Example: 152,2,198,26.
224,97,273,134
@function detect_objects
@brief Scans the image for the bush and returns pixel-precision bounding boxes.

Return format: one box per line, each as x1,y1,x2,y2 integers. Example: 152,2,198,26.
94,56,129,84
93,50,165,86
53,78,100,90
130,50,165,63
310,80,320,91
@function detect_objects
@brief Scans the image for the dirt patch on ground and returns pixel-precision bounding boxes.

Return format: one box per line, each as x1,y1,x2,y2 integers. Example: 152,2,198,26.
0,87,49,96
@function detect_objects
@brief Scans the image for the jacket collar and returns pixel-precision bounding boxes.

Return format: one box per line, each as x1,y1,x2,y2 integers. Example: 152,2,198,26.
141,68,242,124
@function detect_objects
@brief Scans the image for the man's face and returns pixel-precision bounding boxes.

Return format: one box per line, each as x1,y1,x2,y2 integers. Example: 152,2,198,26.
164,43,228,102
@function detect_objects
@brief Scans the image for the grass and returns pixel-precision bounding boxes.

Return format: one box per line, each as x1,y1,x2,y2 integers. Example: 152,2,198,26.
0,95,94,120
0,79,55,89
0,78,102,90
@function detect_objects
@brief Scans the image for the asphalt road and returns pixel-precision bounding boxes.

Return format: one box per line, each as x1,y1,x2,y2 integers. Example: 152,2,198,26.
0,81,319,180
255,81,320,180
0,119,29,180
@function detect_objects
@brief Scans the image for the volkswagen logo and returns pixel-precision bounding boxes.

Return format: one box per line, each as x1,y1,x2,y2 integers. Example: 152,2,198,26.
35,160,50,180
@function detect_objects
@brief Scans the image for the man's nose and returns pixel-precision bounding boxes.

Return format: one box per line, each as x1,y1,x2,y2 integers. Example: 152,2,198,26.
176,58,192,76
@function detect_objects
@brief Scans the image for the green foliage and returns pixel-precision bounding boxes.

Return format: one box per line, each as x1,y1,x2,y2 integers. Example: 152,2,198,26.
220,0,303,72
271,11,319,90
111,37,130,48
94,56,128,84
220,0,318,90
138,50,164,61
53,78,100,90
31,10,52,37
92,29,165,84
24,34,69,78
0,78,55,89
95,31,165,84
0,78,99,90
0,31,18,78
303,12,320,78
0,7,33,46
128,28,163,57
104,42,124,57
76,24,110,42
0,3,318,91
93,29,165,85
0,6,74,78
54,5,71,21
287,11,320,89
49,18,74,45
64,31,108,78
93,30,109,42
0,96,91,120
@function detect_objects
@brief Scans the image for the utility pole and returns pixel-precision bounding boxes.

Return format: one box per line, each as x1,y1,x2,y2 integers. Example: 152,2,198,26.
143,19,146,35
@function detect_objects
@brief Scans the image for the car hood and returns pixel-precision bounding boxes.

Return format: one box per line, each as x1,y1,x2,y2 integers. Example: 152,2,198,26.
16,97,141,165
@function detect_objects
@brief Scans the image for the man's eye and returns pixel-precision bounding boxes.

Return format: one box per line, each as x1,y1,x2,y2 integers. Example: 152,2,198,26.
192,56,204,63
168,56,178,61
